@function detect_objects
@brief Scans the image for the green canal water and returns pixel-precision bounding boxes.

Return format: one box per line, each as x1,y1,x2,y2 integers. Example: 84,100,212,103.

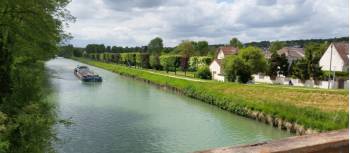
46,58,292,153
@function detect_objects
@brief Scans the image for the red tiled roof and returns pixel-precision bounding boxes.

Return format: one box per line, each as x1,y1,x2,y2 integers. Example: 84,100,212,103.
277,47,304,59
218,46,239,55
333,42,349,65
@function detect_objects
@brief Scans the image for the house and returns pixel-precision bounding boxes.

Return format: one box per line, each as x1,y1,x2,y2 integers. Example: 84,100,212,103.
319,42,349,72
276,47,305,65
209,46,239,81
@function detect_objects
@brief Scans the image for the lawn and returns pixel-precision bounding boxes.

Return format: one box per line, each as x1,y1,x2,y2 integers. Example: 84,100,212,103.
74,57,349,132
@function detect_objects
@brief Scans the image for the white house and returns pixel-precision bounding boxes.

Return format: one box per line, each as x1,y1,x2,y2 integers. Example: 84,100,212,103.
209,46,239,81
319,42,349,72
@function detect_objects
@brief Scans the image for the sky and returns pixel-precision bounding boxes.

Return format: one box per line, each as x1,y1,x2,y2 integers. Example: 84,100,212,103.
65,0,349,47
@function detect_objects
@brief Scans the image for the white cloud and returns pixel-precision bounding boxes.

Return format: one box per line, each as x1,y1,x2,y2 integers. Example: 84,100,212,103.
65,0,349,47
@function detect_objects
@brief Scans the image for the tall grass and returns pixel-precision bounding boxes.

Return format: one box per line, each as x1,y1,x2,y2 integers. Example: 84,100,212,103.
74,57,349,131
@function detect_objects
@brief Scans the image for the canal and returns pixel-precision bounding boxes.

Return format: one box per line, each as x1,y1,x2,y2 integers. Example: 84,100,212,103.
46,58,292,153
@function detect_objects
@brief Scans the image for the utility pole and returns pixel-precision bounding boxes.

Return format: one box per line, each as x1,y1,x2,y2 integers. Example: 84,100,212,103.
328,43,333,89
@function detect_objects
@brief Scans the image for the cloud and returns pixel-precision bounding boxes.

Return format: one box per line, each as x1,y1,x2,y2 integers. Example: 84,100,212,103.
65,0,349,47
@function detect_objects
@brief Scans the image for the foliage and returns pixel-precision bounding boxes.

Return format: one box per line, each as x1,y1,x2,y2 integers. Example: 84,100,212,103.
195,66,212,80
180,56,189,75
193,41,209,55
159,55,181,73
135,53,150,68
147,37,163,55
245,37,348,48
175,40,195,57
189,56,212,71
223,55,252,83
86,44,106,53
267,53,289,79
58,45,74,58
229,37,243,48
222,46,266,83
304,42,328,82
321,71,349,80
267,53,279,80
238,46,267,74
291,59,310,82
0,0,73,152
120,53,136,66
77,58,349,132
269,41,285,54
149,55,161,70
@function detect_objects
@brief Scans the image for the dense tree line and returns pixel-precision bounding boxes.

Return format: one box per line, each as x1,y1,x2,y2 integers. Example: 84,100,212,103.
0,0,73,152
245,37,348,48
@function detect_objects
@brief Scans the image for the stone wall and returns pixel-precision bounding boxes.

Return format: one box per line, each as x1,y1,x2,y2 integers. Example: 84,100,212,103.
252,74,348,89
196,129,349,153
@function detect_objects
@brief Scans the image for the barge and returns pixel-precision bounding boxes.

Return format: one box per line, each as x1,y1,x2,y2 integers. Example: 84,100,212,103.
74,66,102,82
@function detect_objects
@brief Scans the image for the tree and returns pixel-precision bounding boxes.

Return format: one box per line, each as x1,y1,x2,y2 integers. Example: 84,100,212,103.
238,47,267,74
175,40,195,57
194,41,209,55
135,53,150,68
278,53,289,76
269,41,285,54
111,46,117,53
229,37,243,48
106,46,111,53
148,37,163,55
292,59,310,82
160,55,181,74
0,0,73,152
303,42,328,82
195,66,211,79
223,55,252,83
267,53,289,79
58,45,74,58
267,53,280,80
150,55,161,70
180,56,189,76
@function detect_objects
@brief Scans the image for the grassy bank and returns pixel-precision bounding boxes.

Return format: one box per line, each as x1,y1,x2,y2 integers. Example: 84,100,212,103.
74,57,348,132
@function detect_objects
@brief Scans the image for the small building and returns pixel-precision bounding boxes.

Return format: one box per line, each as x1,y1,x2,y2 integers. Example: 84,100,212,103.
277,47,305,65
209,46,239,81
319,42,349,72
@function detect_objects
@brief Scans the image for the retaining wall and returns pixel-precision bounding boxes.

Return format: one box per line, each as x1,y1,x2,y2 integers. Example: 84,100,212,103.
196,129,349,153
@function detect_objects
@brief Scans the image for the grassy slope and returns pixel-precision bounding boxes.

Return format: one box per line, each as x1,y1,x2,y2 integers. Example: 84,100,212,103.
74,57,349,131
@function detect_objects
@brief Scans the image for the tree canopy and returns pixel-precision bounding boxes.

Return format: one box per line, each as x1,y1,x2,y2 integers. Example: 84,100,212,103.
269,41,285,54
147,37,163,55
229,37,243,48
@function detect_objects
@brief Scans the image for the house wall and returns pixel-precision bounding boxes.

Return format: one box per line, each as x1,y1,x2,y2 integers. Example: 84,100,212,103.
217,50,225,59
209,61,225,81
252,74,347,89
319,44,345,72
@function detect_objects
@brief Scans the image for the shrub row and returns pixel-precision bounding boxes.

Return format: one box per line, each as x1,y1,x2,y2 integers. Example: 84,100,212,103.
84,53,212,79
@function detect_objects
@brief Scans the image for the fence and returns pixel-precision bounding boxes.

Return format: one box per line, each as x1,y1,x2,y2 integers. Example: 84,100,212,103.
252,74,349,89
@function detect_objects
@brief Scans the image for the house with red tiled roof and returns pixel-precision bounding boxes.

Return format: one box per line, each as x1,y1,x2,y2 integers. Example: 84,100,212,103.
319,42,349,72
209,46,239,81
277,47,305,64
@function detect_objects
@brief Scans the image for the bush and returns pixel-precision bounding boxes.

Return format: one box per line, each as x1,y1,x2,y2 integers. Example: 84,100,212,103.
320,71,349,80
195,66,212,79
135,53,150,68
223,55,252,83
160,55,181,73
149,55,161,70
189,56,212,71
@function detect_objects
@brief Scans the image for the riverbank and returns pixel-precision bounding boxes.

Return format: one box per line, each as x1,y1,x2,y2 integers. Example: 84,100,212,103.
73,57,348,134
